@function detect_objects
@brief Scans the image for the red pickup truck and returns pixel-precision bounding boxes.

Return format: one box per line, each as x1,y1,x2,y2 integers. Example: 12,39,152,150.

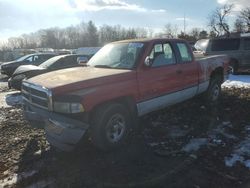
22,38,229,151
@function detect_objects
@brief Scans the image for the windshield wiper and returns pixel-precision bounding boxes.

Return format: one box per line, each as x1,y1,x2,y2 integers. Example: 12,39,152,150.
94,65,112,68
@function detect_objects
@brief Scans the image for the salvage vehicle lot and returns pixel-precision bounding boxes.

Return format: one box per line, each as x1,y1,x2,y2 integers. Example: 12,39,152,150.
0,73,250,188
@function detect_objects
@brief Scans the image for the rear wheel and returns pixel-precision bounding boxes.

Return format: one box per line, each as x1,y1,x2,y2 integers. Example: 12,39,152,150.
91,103,132,151
205,76,222,104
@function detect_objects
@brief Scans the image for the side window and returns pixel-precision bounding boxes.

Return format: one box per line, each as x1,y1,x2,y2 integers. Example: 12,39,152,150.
150,43,176,67
51,58,65,69
40,55,48,61
176,43,192,62
59,57,71,67
211,38,240,51
244,38,250,50
54,56,76,69
25,56,33,63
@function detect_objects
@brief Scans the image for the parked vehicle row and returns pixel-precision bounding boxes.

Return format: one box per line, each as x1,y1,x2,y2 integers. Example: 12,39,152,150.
21,38,229,152
8,54,90,90
0,48,99,90
0,53,57,76
0,48,100,78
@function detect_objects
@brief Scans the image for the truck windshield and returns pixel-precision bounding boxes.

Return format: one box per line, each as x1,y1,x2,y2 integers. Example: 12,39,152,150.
87,42,144,69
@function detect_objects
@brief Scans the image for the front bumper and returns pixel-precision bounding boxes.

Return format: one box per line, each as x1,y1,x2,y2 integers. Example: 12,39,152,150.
23,101,89,151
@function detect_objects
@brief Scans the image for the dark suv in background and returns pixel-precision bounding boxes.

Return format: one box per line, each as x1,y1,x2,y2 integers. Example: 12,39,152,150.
205,36,250,74
0,53,56,76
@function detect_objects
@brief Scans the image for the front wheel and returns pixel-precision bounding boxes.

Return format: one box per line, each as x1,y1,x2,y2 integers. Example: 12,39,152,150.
90,103,132,151
204,77,222,104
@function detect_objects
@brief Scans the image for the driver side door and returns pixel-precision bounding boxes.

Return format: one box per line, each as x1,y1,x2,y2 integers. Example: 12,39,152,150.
137,42,182,115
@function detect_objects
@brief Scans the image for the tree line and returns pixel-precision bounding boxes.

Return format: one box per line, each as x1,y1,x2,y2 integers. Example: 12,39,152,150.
0,5,249,50
0,21,153,50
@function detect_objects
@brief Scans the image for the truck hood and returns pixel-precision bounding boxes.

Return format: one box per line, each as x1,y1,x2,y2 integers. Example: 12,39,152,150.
27,67,136,94
13,65,45,76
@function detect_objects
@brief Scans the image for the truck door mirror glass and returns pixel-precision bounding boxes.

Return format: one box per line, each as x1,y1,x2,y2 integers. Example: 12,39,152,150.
144,56,153,67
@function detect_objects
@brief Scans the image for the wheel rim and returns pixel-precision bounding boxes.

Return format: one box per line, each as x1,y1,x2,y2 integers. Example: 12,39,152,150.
211,84,220,101
106,113,126,143
228,65,234,74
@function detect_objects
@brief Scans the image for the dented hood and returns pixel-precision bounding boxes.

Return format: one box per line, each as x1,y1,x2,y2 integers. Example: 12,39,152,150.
27,67,135,93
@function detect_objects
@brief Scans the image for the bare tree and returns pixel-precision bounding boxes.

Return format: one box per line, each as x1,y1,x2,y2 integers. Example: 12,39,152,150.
238,7,250,32
208,4,234,37
147,28,154,38
98,24,147,45
7,37,25,49
189,28,200,40
209,31,217,38
135,27,148,38
208,15,220,36
163,23,178,38
86,21,99,46
199,30,208,39
65,26,80,48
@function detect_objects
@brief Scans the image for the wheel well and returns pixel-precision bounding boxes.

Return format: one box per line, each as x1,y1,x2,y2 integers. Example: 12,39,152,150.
90,96,137,123
229,58,239,68
210,67,223,83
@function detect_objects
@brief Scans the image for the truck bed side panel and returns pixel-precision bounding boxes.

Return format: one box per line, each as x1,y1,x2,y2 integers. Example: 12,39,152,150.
196,55,228,94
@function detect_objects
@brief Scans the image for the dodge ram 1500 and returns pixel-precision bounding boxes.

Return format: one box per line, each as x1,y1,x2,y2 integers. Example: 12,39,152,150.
22,38,229,151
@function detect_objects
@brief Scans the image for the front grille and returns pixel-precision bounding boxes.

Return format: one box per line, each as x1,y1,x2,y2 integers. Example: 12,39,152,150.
22,82,52,110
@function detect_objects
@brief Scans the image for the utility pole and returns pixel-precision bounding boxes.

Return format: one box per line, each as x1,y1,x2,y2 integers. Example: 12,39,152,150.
184,13,186,35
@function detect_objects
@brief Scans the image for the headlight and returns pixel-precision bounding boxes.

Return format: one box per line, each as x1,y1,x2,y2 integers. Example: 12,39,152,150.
53,102,84,113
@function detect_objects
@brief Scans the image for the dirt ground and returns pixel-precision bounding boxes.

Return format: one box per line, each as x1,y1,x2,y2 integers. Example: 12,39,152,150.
0,74,250,188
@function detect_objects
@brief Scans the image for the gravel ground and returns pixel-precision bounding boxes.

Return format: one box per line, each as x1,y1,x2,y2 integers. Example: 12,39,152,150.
0,74,250,188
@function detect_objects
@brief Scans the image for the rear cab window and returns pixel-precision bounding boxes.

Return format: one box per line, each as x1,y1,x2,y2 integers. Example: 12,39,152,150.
176,42,192,63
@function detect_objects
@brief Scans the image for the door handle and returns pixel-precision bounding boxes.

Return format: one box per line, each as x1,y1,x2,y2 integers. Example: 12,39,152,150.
176,70,182,74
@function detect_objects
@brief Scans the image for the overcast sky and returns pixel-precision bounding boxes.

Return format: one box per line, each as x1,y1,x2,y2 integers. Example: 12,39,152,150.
0,0,249,42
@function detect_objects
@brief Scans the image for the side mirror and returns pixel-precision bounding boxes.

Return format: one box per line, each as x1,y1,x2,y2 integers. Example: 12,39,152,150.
144,56,153,67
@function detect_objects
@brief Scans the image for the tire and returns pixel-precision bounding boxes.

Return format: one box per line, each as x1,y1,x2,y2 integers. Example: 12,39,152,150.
205,76,222,104
90,103,132,151
229,61,238,75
